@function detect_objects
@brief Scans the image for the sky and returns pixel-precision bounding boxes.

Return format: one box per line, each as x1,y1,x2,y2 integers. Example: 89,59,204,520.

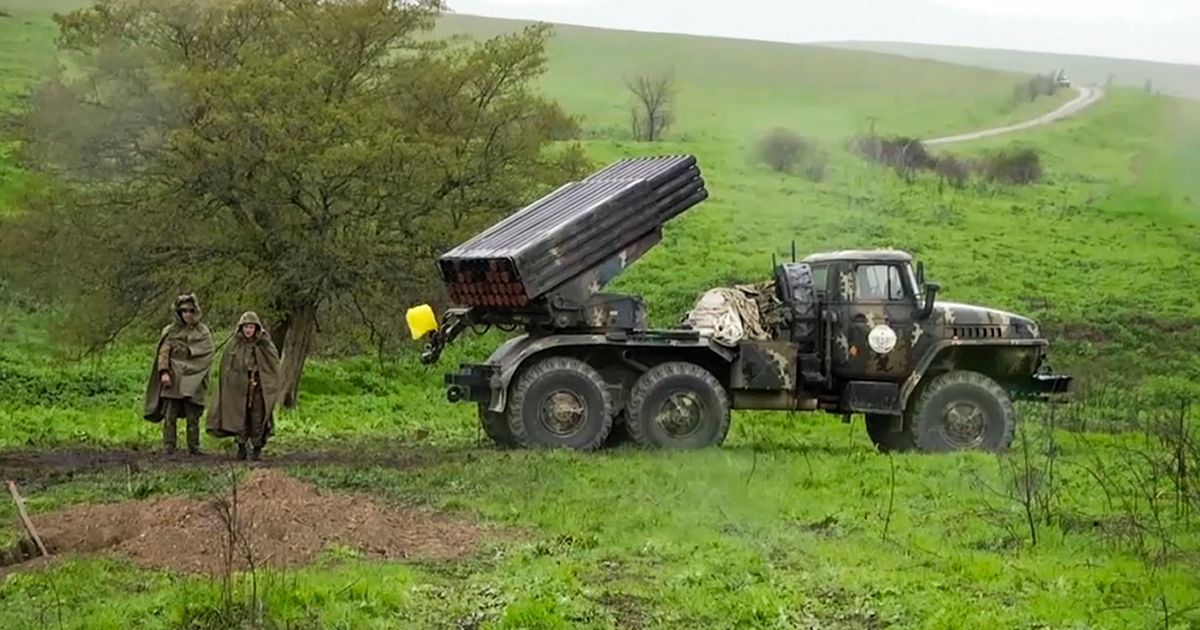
445,0,1200,66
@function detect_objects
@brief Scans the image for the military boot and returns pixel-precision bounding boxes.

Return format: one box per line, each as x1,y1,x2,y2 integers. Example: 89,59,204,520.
236,442,248,461
250,446,263,462
186,417,203,456
162,417,177,456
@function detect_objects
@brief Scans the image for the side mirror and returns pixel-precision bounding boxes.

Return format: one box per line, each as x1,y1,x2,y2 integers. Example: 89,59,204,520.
917,282,940,320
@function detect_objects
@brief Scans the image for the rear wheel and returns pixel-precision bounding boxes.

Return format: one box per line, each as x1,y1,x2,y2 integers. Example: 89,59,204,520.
627,362,730,449
507,356,613,451
909,370,1015,453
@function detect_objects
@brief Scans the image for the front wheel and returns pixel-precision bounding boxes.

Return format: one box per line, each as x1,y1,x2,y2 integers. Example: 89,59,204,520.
909,371,1015,453
506,356,613,451
478,404,517,448
627,362,730,449
865,413,916,453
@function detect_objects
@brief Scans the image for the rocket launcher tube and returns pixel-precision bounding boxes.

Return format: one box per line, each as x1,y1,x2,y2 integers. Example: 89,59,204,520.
436,155,707,307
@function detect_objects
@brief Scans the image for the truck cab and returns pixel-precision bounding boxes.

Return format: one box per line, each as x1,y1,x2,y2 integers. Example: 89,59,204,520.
759,249,1069,452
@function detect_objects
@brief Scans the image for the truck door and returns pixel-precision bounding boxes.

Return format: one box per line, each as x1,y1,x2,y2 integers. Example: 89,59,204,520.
832,262,918,381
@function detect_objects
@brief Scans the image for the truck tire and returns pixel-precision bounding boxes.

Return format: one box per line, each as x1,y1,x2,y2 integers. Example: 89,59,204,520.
774,263,818,347
506,356,613,451
909,370,1015,453
865,413,916,453
603,411,634,448
478,404,517,448
627,362,730,449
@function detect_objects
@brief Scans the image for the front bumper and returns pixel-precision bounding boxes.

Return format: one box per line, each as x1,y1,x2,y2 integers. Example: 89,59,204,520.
444,363,496,404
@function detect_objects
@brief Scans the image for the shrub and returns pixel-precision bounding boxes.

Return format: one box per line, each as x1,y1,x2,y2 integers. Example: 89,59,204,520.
983,148,1042,185
849,134,934,176
754,127,827,181
933,155,973,189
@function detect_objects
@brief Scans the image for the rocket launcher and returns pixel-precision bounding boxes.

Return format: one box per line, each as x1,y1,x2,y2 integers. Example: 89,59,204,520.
409,155,708,363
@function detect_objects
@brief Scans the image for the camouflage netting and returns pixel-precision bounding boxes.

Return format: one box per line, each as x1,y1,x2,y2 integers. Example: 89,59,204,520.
684,281,784,346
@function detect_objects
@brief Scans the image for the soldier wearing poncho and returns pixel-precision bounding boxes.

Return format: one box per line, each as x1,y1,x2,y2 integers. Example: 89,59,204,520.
143,294,216,456
207,311,282,461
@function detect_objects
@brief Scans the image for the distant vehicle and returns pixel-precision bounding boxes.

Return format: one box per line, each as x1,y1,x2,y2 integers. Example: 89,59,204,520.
1055,69,1071,88
408,156,1073,454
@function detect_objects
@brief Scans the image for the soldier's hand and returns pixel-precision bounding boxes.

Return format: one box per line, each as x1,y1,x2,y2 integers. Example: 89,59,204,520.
160,372,172,388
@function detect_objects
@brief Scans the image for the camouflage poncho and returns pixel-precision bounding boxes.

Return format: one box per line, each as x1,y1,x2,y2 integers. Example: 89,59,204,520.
143,294,216,422
206,311,283,440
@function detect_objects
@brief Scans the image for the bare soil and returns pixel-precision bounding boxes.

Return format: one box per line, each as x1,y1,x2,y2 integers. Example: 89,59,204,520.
5,469,497,576
0,443,433,489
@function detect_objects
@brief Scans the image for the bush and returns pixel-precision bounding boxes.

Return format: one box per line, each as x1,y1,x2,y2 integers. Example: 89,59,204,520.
754,127,827,181
849,134,934,176
933,155,973,189
983,148,1042,185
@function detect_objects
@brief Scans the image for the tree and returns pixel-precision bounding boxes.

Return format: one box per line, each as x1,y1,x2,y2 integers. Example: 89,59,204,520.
1,0,588,407
626,70,675,141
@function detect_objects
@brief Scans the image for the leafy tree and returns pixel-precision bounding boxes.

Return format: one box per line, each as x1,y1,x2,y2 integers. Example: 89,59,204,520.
1,0,588,406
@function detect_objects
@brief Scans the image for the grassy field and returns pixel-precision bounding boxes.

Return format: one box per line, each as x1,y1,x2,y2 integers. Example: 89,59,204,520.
823,40,1200,101
0,0,69,215
2,4,1200,629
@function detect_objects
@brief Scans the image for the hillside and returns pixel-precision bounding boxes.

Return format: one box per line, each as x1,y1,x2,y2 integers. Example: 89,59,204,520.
434,13,1076,141
822,40,1200,101
2,4,1200,629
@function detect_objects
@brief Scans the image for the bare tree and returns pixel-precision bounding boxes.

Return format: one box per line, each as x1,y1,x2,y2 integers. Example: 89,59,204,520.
626,70,675,141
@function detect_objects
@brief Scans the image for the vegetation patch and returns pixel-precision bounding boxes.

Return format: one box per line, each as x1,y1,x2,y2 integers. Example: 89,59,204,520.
754,127,828,181
850,133,1044,187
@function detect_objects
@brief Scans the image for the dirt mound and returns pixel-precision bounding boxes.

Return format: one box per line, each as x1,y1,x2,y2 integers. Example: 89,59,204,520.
19,469,493,575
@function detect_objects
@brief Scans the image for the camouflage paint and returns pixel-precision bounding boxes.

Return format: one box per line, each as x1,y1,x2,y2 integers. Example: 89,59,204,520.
730,340,798,391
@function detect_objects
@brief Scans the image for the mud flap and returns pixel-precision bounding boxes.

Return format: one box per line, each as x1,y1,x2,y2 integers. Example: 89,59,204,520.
842,381,901,415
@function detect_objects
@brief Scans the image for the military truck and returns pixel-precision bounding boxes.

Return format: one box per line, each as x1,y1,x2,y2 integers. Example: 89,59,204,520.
407,155,1071,454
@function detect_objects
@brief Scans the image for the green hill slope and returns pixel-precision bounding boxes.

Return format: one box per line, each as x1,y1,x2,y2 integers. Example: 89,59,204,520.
434,13,1074,141
822,40,1200,100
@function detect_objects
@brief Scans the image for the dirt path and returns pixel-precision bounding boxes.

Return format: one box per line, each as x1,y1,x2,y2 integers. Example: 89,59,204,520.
0,443,446,488
924,86,1104,146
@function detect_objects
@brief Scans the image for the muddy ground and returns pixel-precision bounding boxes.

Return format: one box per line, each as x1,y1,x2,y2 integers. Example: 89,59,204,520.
0,442,472,489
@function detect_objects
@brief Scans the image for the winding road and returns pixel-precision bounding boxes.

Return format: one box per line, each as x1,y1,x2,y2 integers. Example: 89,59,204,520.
924,86,1104,146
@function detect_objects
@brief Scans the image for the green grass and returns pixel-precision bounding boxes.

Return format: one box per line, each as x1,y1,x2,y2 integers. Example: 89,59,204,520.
0,2,63,214
822,40,1200,101
2,5,1200,630
3,431,1199,628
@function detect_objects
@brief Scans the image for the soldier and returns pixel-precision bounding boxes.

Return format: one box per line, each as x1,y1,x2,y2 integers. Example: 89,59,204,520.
207,311,282,461
143,293,216,456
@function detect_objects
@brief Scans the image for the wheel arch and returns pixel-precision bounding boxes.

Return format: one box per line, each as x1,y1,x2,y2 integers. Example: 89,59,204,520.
485,334,736,414
900,340,1046,410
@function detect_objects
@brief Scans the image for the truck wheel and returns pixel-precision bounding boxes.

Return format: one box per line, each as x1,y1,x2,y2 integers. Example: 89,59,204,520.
773,263,817,345
865,414,916,453
603,411,634,448
909,371,1015,453
506,356,613,451
627,362,730,449
478,404,517,448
